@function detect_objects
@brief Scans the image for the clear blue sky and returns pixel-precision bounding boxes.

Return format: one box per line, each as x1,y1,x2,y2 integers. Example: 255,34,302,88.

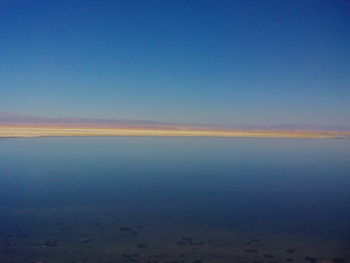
1,0,349,126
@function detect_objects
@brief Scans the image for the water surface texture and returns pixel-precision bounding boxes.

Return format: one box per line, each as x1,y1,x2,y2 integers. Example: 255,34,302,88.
0,137,349,263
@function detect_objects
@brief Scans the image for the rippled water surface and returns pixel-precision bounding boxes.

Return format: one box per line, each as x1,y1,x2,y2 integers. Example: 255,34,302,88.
0,137,349,263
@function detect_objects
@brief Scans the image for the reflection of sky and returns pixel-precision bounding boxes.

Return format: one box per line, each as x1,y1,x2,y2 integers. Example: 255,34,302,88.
1,1,349,126
1,137,350,236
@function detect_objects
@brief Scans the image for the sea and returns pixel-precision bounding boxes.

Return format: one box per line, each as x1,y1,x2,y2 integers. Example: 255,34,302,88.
0,137,349,263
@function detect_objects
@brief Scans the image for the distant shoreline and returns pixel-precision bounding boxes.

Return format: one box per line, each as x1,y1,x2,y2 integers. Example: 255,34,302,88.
1,125,349,139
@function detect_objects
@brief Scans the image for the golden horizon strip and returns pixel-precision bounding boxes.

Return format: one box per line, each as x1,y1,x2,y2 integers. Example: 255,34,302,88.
0,126,348,139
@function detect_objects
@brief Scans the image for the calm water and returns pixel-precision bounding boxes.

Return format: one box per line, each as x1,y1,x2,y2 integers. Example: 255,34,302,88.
0,137,349,263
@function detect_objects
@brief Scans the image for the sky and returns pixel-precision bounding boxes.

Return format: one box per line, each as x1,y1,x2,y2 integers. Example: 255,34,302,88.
1,0,349,127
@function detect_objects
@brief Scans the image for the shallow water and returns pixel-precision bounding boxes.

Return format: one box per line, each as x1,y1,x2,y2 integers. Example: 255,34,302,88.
0,137,349,263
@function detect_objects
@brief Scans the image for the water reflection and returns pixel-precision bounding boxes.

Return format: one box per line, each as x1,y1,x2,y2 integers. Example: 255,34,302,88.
0,137,349,262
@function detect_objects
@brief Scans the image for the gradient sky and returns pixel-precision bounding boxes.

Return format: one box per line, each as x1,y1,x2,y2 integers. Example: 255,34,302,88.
1,0,349,126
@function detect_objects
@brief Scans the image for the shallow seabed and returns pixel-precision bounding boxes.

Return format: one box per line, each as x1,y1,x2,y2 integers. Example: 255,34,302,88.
0,137,349,263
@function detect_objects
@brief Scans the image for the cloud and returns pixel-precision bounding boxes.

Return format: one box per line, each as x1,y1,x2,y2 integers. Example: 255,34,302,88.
0,112,349,131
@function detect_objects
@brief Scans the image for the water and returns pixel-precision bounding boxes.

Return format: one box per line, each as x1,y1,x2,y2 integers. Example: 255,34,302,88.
0,137,349,263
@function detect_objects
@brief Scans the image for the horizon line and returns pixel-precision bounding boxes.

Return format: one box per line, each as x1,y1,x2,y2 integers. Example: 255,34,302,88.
0,112,349,132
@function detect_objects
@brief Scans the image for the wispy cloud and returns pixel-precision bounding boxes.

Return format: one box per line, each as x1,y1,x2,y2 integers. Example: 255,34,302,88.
1,112,349,132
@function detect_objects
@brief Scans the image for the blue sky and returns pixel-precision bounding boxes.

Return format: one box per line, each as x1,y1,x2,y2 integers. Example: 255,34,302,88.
1,0,349,126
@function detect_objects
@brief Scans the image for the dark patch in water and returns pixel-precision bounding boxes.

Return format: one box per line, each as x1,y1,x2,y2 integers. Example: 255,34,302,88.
304,256,317,263
246,249,259,253
137,243,149,248
120,226,132,231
